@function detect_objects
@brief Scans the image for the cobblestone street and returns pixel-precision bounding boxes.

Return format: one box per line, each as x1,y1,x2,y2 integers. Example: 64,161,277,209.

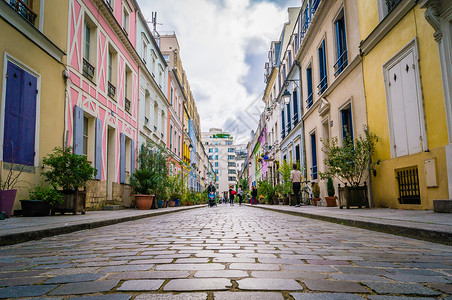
0,205,451,299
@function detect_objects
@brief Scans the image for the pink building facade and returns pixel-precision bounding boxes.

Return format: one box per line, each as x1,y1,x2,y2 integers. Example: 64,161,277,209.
65,0,140,207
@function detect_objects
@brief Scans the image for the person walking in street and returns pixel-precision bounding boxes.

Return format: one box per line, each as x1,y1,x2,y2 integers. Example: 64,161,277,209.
237,185,243,205
251,185,257,205
229,186,236,206
290,163,302,207
207,182,216,207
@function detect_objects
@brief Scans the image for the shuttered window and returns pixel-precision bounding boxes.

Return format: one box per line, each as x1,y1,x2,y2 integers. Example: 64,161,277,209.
3,61,37,166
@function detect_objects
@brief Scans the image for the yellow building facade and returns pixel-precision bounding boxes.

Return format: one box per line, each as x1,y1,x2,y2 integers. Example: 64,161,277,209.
0,0,67,212
358,0,449,209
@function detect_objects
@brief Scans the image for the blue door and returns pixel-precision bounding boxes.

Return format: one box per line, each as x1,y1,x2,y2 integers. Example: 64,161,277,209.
3,61,37,166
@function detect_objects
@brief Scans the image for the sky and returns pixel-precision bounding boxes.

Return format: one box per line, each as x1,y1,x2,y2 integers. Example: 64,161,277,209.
137,0,301,144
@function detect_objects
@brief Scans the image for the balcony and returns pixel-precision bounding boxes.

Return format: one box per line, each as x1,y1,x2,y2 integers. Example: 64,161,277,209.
281,129,285,140
124,97,131,114
107,81,116,98
83,58,95,81
311,0,321,14
334,50,348,77
317,76,328,95
306,93,313,109
104,0,113,12
286,122,291,133
8,0,37,25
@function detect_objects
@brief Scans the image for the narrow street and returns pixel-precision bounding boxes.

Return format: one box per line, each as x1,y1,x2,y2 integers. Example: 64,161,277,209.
0,206,451,299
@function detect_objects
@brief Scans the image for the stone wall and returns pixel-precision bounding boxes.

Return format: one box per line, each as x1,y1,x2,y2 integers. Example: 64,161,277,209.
85,180,107,210
112,183,134,207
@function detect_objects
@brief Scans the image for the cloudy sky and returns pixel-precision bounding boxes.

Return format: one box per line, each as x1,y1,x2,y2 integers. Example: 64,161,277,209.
137,0,300,144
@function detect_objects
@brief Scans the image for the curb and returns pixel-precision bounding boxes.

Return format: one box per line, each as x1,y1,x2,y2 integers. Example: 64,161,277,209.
247,205,452,246
0,206,203,247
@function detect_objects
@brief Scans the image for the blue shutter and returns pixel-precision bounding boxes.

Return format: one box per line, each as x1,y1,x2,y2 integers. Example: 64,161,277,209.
311,133,317,180
336,20,341,61
95,118,102,180
120,133,125,183
130,139,135,175
73,105,83,155
3,62,37,166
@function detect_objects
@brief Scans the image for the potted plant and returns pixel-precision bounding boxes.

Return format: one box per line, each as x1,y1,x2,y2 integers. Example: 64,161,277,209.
320,128,380,209
325,177,337,207
130,168,156,209
279,160,294,205
312,182,321,206
42,147,96,215
21,184,63,217
0,160,25,217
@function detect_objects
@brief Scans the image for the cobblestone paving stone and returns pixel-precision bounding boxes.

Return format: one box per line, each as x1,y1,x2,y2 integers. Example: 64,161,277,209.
0,205,451,299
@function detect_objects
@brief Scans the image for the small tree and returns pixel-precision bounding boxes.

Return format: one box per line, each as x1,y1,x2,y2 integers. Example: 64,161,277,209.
279,160,293,196
312,182,320,198
320,128,380,187
326,177,335,197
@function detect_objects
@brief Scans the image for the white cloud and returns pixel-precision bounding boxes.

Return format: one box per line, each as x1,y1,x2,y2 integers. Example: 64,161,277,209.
137,0,299,143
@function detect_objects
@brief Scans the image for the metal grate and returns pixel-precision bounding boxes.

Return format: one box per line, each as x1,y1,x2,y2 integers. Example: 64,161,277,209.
396,167,421,204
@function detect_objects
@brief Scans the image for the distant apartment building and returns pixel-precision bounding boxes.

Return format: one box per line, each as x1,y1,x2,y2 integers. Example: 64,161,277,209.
202,128,236,197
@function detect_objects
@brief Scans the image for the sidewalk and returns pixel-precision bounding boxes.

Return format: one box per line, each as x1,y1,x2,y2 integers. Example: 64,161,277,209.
0,205,203,246
248,204,452,245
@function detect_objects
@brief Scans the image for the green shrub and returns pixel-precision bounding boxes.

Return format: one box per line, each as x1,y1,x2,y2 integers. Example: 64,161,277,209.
326,177,335,197
28,185,63,206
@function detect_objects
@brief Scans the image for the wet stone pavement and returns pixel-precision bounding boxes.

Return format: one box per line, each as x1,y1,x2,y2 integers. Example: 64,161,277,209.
0,205,451,299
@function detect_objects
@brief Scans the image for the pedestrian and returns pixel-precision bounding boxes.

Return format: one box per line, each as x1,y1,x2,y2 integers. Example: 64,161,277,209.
251,185,257,205
207,182,216,207
229,186,236,206
237,185,243,205
290,163,302,207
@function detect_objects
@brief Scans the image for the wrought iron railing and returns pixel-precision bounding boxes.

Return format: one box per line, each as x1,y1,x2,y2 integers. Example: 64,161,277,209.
386,0,401,13
281,129,285,140
292,113,299,127
310,165,318,180
317,76,328,95
396,167,421,204
104,0,113,12
311,0,321,14
334,50,348,77
124,98,131,114
83,58,95,81
8,0,37,25
286,122,291,133
107,81,116,98
306,93,313,109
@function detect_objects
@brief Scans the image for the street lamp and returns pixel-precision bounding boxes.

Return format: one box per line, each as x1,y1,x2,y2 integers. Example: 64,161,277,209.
188,144,193,152
282,89,291,105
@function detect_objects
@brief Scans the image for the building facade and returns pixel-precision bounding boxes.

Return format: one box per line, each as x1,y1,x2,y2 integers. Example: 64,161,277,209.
202,128,236,198
0,0,67,212
358,0,450,209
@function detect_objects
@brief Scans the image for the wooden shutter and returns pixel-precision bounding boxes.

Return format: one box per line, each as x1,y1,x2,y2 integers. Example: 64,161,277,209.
130,139,135,175
73,105,84,155
3,62,37,166
120,133,125,183
95,118,102,180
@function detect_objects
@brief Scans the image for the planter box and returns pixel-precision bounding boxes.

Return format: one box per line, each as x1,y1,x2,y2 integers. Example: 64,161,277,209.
20,200,50,217
338,183,369,209
53,191,86,215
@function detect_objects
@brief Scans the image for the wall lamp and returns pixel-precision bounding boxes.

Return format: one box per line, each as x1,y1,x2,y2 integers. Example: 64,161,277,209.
188,144,193,151
281,79,300,105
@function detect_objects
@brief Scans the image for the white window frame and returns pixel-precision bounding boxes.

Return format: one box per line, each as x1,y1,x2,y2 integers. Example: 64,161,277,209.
383,38,427,158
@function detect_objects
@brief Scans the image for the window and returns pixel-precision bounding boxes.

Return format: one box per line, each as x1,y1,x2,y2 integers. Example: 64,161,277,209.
142,38,148,64
384,40,425,158
83,117,88,157
228,155,235,160
396,166,421,204
281,107,285,139
209,148,213,153
228,169,236,174
2,61,38,166
209,155,213,160
293,90,299,125
170,87,173,105
317,40,327,95
215,170,219,174
310,132,318,180
215,162,218,167
215,148,219,152
83,19,96,81
170,125,173,150
334,9,348,76
124,66,132,114
378,0,402,20
306,65,313,109
228,176,236,182
215,155,218,160
122,6,129,34
228,162,236,167
286,102,291,132
228,148,234,153
341,105,353,145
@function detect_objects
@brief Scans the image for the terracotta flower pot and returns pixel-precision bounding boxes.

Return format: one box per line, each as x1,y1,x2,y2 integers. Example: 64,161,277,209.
135,194,154,210
312,198,321,206
168,200,176,207
325,196,337,207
